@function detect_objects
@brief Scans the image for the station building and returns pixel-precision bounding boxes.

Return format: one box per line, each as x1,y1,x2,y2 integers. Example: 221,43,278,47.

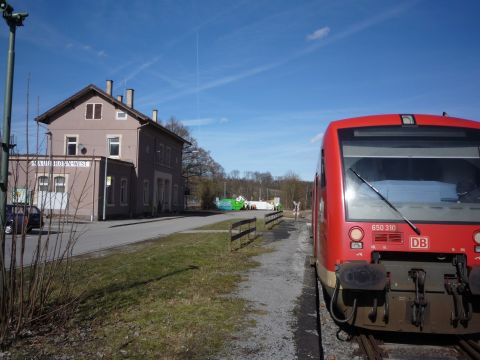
8,80,189,220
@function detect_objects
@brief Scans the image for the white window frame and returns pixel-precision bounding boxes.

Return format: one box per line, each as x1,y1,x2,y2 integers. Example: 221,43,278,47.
107,135,121,158
65,135,78,156
143,180,150,206
85,103,103,120
38,176,49,192
116,111,127,120
120,178,128,206
54,176,66,193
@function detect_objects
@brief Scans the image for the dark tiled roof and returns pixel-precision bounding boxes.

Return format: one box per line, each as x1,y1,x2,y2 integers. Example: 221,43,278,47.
35,84,190,145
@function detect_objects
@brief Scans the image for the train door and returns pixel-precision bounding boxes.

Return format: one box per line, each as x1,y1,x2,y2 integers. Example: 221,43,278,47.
318,149,327,261
312,174,318,252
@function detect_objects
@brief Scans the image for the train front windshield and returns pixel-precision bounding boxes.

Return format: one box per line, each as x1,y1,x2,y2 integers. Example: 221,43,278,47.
340,126,480,224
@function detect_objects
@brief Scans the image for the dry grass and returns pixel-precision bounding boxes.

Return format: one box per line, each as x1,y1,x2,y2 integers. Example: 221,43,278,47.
10,229,267,359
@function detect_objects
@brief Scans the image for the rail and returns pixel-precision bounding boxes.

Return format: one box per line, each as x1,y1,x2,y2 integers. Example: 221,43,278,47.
229,218,256,250
457,336,480,359
355,332,385,360
264,210,283,229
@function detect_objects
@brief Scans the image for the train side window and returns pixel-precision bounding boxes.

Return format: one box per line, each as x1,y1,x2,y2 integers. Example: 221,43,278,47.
320,149,326,188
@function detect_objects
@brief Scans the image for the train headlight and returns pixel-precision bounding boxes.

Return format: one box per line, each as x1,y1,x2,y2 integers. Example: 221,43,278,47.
474,231,480,245
349,227,364,241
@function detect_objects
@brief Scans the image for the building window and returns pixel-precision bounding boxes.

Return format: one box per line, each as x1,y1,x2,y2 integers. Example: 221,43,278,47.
107,136,120,157
156,144,164,165
107,176,115,205
85,103,102,120
173,184,178,206
166,147,171,167
38,176,49,192
54,176,66,193
120,178,128,205
143,180,149,205
116,111,127,120
65,136,78,155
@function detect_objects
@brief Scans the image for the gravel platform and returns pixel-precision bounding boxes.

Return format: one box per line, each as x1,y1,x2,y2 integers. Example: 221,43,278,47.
222,219,310,359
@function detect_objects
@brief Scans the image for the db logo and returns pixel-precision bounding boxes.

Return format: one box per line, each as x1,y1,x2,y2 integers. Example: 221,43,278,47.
410,236,429,249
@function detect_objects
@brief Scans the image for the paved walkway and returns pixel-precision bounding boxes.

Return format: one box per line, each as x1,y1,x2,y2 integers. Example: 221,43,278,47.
5,210,271,267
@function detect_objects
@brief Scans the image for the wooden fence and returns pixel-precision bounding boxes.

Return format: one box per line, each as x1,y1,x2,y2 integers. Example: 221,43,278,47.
229,218,256,250
264,210,283,229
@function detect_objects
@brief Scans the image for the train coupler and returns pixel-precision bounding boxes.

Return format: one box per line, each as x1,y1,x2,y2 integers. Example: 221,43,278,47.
409,269,427,329
446,279,473,325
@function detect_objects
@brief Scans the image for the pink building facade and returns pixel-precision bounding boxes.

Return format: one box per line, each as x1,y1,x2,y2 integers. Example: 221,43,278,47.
8,81,188,220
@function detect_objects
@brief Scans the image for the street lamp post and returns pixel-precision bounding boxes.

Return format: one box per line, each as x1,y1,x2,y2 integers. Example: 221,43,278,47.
0,0,28,322
0,3,28,227
103,139,109,221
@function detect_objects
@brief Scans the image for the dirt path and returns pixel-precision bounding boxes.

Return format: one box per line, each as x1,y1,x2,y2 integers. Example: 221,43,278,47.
222,219,313,359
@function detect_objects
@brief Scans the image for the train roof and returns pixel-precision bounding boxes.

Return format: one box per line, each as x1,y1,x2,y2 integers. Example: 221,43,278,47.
327,114,480,130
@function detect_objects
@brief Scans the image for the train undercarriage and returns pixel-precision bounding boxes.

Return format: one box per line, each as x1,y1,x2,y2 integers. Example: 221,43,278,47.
321,252,480,334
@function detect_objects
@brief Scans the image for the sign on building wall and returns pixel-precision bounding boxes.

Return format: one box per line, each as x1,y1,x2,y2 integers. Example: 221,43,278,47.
12,188,31,204
30,160,91,168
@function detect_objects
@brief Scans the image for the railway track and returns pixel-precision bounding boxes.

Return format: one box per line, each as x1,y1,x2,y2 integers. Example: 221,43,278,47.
353,331,480,360
355,332,385,360
456,336,480,360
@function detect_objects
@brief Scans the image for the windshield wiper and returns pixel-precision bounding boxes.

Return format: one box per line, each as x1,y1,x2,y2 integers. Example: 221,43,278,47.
349,168,421,235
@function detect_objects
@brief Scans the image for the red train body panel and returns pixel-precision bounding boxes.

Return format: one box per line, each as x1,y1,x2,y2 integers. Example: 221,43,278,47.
313,114,480,334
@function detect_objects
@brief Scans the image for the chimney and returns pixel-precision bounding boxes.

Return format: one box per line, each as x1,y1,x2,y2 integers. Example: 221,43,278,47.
152,109,158,122
106,80,113,96
126,88,134,108
117,95,123,103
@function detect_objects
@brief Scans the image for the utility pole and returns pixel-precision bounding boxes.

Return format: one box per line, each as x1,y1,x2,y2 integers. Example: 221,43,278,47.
103,145,108,220
0,0,28,324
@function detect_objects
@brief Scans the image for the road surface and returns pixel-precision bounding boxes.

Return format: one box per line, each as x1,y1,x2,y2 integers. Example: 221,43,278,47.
5,210,270,267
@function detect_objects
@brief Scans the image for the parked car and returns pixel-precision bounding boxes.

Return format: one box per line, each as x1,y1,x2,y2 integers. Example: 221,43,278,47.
5,204,44,234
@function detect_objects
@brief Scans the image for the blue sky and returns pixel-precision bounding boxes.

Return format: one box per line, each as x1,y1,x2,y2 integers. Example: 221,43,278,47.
1,0,480,180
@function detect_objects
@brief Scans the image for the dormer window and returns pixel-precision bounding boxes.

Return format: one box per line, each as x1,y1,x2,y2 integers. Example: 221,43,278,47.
116,111,127,120
86,103,102,120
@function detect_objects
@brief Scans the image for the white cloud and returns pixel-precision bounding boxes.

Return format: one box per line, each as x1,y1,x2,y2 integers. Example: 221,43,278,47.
310,132,324,143
306,27,330,41
219,117,229,124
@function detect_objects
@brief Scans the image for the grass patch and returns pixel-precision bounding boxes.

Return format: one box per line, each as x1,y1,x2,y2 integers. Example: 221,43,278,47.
11,228,267,359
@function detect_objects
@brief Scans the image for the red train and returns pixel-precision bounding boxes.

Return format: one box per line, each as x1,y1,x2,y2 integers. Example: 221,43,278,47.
312,114,480,334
